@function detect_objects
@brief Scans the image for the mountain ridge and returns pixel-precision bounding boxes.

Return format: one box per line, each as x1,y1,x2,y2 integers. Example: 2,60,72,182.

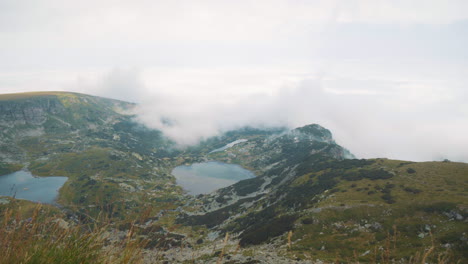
0,91,467,263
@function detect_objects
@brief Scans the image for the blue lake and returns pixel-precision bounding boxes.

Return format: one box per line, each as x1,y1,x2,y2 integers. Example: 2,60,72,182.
172,161,255,195
0,171,68,204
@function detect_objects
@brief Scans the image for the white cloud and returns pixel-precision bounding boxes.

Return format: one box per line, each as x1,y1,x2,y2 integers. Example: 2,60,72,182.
112,67,466,162
0,1,467,162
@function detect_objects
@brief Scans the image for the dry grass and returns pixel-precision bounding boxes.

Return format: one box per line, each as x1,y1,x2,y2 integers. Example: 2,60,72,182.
0,198,462,264
0,91,79,101
0,203,145,264
0,203,459,264
351,228,454,264
0,205,103,264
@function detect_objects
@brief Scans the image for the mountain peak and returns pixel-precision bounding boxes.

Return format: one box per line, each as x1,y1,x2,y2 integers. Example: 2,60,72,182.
289,123,333,143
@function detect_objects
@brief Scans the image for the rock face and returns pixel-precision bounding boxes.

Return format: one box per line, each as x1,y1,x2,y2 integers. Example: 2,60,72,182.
0,92,132,136
0,96,65,125
0,92,180,168
0,92,136,161
291,124,334,142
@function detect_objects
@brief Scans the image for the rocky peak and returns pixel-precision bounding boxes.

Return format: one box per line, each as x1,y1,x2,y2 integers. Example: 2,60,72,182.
290,124,333,143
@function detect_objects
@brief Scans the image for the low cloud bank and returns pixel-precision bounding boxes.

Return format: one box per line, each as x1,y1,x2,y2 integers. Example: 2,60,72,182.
95,70,467,163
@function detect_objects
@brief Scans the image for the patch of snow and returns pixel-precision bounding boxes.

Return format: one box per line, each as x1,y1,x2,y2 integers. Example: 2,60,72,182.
209,139,248,153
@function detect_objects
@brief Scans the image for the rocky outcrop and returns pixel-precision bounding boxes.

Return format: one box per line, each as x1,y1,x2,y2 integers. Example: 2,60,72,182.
0,92,139,163
290,124,334,143
0,96,65,125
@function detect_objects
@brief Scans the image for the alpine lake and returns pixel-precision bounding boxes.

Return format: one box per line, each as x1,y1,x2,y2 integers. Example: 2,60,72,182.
172,161,255,195
0,171,68,204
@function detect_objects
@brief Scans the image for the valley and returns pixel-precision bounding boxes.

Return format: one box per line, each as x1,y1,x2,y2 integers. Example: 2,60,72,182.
0,92,467,263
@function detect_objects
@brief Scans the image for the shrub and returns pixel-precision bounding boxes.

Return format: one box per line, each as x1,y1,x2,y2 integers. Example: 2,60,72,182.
403,187,421,194
421,202,457,213
301,218,314,225
381,193,395,204
239,214,297,246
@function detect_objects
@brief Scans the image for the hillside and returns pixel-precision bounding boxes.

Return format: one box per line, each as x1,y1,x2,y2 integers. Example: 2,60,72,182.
0,92,467,263
0,92,181,218
179,158,467,262
171,126,467,263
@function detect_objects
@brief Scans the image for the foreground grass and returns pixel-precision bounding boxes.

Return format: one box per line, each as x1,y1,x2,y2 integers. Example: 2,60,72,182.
0,201,144,264
0,201,464,264
1,206,101,264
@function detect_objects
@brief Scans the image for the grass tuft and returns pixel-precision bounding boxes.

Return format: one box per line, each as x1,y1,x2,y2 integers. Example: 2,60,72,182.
0,203,145,264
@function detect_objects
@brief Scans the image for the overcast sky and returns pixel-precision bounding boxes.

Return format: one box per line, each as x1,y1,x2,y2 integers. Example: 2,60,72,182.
1,0,467,162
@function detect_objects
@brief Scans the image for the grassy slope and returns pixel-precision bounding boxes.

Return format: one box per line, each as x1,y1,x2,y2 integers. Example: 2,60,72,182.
173,127,467,262
0,91,72,101
0,91,125,102
170,157,467,263
0,162,23,176
283,159,468,262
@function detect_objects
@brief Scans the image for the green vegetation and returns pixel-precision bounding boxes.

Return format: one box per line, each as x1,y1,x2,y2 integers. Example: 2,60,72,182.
0,91,77,101
181,157,467,262
0,201,145,264
283,160,468,262
239,213,298,246
25,147,183,220
0,162,22,176
1,92,467,263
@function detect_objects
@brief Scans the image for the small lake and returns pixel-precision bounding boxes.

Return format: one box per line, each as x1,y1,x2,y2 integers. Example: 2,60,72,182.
0,171,68,204
172,161,255,195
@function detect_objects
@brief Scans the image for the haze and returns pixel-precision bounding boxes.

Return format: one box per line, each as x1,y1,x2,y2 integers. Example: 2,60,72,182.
1,0,467,162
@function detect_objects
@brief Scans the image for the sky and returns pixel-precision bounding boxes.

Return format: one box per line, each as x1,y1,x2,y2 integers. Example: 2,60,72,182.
1,0,468,162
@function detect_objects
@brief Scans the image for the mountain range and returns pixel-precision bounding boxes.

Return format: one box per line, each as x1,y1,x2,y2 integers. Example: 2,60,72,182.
0,92,467,263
